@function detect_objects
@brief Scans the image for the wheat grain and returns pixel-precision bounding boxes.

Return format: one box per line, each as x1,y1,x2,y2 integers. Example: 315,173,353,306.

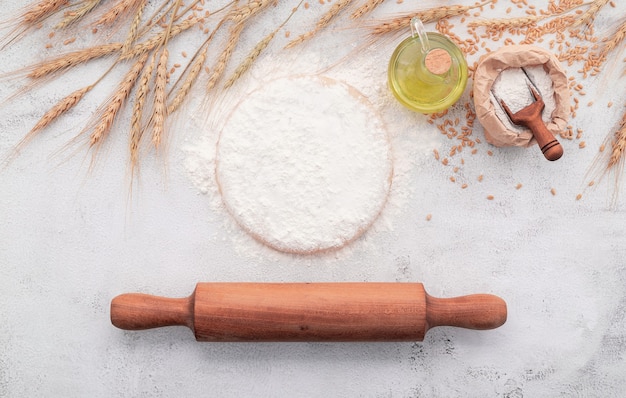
168,44,207,113
207,22,244,91
581,20,626,75
285,0,353,49
129,52,156,172
351,0,385,19
89,52,148,148
27,43,122,79
151,48,169,151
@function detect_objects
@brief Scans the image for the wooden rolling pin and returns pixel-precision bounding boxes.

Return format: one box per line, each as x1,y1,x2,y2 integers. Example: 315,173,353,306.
110,283,507,342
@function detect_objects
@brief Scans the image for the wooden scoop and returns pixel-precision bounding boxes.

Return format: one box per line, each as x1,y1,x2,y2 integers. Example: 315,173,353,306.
499,84,563,161
110,283,507,342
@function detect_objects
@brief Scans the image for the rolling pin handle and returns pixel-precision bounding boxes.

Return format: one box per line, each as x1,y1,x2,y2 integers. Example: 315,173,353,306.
110,293,193,331
425,293,507,331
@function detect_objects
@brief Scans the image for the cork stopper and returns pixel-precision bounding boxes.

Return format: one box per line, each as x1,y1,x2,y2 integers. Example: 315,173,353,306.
425,48,452,75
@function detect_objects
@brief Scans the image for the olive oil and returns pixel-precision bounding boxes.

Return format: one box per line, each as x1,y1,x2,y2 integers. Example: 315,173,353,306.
388,31,468,114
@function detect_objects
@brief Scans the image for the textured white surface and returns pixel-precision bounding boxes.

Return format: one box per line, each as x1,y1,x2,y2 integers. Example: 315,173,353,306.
1,1,625,397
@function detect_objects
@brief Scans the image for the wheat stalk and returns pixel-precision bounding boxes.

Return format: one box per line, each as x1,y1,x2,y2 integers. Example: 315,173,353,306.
370,2,491,35
585,110,626,208
285,0,353,49
89,52,148,148
602,111,626,207
600,19,626,57
56,0,102,29
168,44,208,113
121,0,147,56
22,0,69,25
582,19,626,75
351,0,385,20
129,52,156,173
94,0,145,26
468,14,547,29
224,30,275,88
227,0,276,24
223,1,302,88
122,16,200,59
608,112,626,170
27,43,122,79
151,48,169,151
8,85,93,162
571,0,609,29
207,22,244,92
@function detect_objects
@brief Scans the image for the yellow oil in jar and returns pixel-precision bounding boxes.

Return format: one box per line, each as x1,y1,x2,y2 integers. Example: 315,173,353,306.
388,32,468,114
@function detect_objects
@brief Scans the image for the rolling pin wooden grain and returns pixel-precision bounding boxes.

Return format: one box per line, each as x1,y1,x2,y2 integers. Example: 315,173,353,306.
110,283,507,342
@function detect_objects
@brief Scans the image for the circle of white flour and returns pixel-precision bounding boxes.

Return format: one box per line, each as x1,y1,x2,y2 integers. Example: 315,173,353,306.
215,76,393,254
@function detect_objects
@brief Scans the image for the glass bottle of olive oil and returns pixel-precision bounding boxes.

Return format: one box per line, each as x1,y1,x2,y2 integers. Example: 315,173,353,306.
388,18,468,114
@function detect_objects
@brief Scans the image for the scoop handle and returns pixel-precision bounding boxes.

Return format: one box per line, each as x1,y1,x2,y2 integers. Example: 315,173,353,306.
110,283,507,341
527,117,564,161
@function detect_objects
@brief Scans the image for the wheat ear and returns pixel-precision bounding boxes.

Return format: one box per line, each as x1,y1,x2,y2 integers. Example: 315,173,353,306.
7,84,93,162
603,111,626,208
351,0,385,20
285,0,353,49
27,43,122,79
600,20,626,58
89,52,148,148
56,0,102,29
585,110,626,208
167,44,208,113
227,0,276,24
1,0,68,49
94,0,145,26
608,112,626,170
571,0,610,29
122,16,200,59
224,0,305,88
121,0,147,56
207,22,244,92
129,52,156,173
22,0,69,25
582,20,626,75
370,2,491,35
224,31,275,89
151,48,169,151
468,15,547,29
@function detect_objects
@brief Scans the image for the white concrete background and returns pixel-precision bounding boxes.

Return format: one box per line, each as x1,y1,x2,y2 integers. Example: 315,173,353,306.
1,1,625,397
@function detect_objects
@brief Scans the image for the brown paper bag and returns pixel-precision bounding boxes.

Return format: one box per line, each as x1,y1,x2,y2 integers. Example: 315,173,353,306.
473,45,570,147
